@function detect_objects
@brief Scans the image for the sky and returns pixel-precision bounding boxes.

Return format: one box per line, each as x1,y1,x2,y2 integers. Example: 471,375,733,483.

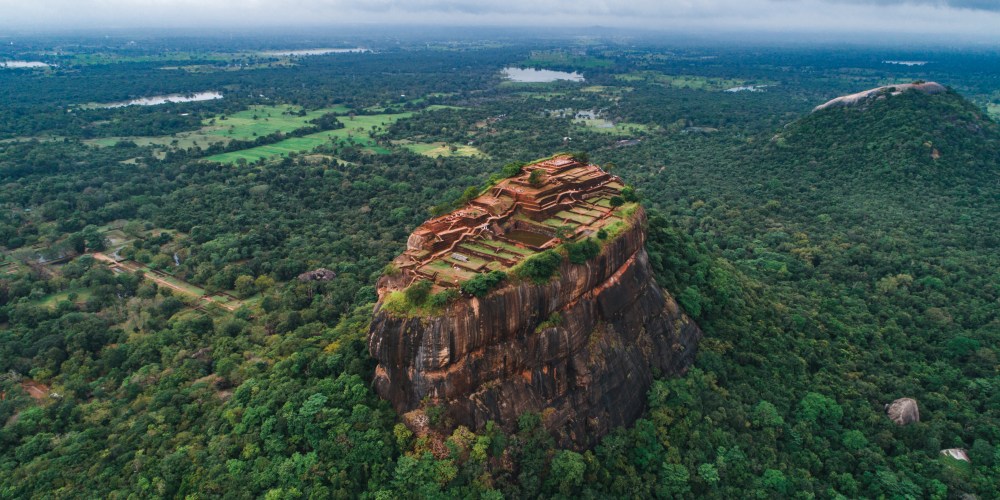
2,0,1000,39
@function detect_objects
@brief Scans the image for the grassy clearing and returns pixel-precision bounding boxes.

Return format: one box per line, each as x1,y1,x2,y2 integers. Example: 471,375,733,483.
614,74,646,82
988,103,1000,120
205,105,348,140
524,51,612,69
161,61,296,73
402,141,484,158
150,271,208,297
33,289,94,309
85,104,348,152
85,132,231,150
423,105,466,111
64,52,238,66
574,118,653,136
206,112,411,164
523,92,571,99
614,72,749,91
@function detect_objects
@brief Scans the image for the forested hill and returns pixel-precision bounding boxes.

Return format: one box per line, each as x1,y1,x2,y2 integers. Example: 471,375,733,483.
756,86,1000,253
613,82,999,498
772,87,999,186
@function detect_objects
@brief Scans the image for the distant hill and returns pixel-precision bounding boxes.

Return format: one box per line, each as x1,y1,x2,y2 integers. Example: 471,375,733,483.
770,85,999,188
813,81,947,112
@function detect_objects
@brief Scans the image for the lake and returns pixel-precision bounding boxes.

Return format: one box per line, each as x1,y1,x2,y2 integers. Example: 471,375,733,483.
101,91,223,108
503,67,584,83
883,60,928,66
725,85,768,93
262,48,369,56
1,61,50,68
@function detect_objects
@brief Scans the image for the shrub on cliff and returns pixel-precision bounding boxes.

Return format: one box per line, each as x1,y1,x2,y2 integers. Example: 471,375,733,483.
513,250,562,284
564,238,600,264
404,279,433,305
460,271,506,297
428,288,460,308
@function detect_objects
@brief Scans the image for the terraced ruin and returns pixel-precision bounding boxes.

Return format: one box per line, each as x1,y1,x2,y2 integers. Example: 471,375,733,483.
370,154,701,447
386,155,628,291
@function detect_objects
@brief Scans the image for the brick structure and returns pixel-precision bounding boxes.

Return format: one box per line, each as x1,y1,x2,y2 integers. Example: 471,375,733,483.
387,155,626,290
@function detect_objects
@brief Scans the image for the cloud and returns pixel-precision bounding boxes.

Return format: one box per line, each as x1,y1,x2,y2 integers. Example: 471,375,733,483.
0,0,998,38
824,0,1000,11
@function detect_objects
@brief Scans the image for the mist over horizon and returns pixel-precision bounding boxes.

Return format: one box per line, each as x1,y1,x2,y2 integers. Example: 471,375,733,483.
2,0,1000,42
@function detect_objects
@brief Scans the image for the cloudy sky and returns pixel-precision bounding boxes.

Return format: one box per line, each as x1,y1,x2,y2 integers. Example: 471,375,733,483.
2,0,1000,38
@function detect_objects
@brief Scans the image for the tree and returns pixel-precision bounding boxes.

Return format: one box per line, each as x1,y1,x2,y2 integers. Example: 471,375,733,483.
546,450,585,495
528,169,544,187
797,392,843,426
842,430,868,451
150,254,173,270
254,275,276,292
234,275,257,298
621,186,639,202
82,227,107,252
658,463,691,498
751,401,784,428
697,463,720,488
460,271,505,298
761,469,790,495
404,279,433,306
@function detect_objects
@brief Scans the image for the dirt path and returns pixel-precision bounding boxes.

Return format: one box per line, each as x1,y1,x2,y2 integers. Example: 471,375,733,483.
21,380,50,400
92,252,238,311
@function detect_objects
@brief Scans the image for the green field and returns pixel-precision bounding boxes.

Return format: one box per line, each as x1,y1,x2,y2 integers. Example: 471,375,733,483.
33,289,94,309
401,141,484,157
524,51,612,69
205,105,349,139
86,104,350,153
206,112,411,163
574,118,653,135
988,103,1000,120
85,132,230,150
615,72,750,91
64,51,237,66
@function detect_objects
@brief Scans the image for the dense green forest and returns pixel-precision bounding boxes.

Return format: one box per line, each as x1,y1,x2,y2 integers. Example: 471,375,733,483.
1,32,997,498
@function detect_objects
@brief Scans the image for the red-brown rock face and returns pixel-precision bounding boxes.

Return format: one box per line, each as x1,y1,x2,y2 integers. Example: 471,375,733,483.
368,209,702,448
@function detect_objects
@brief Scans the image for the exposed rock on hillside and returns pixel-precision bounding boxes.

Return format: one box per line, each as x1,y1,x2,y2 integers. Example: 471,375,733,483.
814,81,946,112
940,448,970,462
297,268,336,282
886,397,920,425
368,156,702,448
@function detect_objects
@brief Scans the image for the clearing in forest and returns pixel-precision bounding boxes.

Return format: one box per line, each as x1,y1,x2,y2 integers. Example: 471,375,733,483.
205,111,412,164
400,141,485,158
203,105,349,140
574,118,653,136
614,72,754,91
84,104,348,152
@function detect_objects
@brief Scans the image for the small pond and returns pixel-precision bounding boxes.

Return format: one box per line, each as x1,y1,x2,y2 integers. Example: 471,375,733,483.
506,229,553,248
1,61,50,68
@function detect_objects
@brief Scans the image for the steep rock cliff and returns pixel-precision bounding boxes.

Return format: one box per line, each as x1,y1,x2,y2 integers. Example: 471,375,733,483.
369,208,701,448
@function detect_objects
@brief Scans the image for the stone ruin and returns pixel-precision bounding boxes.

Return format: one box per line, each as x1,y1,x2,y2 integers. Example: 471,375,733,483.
381,155,627,295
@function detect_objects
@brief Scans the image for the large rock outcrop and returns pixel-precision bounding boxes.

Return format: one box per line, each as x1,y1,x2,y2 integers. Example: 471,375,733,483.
368,158,701,448
814,81,946,112
886,397,920,426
